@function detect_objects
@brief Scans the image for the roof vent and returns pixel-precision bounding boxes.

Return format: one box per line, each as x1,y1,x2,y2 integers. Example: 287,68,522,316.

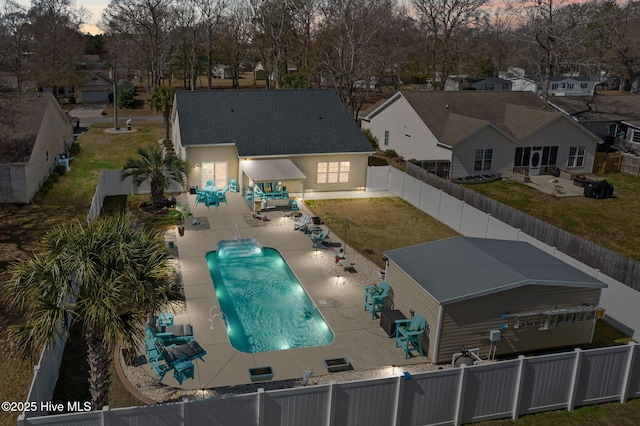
230,107,234,112
319,114,323,119
445,104,449,109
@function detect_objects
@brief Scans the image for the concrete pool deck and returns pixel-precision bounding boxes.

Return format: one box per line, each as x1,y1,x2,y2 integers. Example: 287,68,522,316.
146,189,436,390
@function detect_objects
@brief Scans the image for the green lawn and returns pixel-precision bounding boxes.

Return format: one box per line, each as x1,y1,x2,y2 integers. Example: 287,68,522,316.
463,174,640,261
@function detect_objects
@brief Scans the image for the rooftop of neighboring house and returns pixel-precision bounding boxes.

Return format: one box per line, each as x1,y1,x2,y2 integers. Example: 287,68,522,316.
549,94,640,122
362,90,565,147
0,93,52,163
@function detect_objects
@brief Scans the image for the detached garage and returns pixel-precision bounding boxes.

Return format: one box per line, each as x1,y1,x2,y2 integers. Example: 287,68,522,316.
384,237,607,363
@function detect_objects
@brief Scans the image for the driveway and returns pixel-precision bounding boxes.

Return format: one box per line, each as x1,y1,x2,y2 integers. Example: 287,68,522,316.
68,102,108,119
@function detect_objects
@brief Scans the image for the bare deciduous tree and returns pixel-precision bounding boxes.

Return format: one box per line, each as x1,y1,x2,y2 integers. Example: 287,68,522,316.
316,0,397,118
411,0,488,88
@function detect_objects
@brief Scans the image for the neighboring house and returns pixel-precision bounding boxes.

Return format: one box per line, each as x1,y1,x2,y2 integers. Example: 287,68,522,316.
507,77,537,93
359,91,600,178
550,95,640,148
384,237,607,363
213,65,233,79
544,76,597,97
171,89,374,194
77,72,112,103
444,77,513,91
0,93,74,203
499,67,537,92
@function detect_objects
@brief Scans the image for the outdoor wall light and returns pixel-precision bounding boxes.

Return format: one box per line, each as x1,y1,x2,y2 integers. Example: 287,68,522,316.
195,163,200,168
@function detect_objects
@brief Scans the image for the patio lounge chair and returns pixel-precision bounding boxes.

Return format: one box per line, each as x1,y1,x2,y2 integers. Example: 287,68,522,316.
364,281,391,319
395,313,427,358
294,213,311,231
150,340,207,384
312,230,331,248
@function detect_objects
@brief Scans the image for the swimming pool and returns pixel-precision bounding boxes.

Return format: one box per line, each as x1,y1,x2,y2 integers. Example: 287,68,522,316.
206,238,334,353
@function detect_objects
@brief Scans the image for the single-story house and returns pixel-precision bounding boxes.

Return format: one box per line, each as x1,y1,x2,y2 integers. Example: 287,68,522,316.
359,91,600,178
171,89,374,195
544,76,597,97
77,72,112,103
0,93,74,203
384,237,608,363
444,77,513,91
550,95,640,147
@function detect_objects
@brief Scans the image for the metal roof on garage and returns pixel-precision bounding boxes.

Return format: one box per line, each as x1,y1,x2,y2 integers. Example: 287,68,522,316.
242,159,307,182
384,237,607,305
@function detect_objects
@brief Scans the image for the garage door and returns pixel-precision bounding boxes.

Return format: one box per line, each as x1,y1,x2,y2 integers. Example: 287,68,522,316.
81,89,110,103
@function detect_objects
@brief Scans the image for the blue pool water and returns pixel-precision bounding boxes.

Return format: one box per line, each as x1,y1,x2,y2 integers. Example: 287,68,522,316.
206,239,334,353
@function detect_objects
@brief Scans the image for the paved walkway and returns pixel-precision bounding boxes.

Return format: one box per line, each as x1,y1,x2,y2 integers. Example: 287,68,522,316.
146,190,433,390
524,175,585,197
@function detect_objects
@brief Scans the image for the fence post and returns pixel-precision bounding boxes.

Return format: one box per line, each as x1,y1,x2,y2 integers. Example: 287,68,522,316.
512,355,527,420
326,380,338,426
257,388,265,426
453,364,468,426
392,374,405,426
182,397,190,425
620,342,638,403
567,348,583,412
101,405,110,426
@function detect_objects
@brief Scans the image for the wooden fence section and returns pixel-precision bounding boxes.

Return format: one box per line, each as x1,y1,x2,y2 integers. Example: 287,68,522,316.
594,152,622,174
620,153,640,177
406,163,640,292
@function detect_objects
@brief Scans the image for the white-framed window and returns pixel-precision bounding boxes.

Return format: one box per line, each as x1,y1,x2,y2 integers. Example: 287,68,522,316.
474,148,493,171
551,83,559,90
384,130,389,146
567,146,586,168
581,83,588,89
567,83,574,89
317,161,350,184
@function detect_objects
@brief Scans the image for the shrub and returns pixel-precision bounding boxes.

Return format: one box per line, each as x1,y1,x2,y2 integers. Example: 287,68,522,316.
116,84,136,109
362,128,379,149
54,165,67,176
384,149,398,158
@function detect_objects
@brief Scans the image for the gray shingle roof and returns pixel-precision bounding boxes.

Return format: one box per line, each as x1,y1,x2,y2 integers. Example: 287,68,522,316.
400,91,561,147
0,93,50,163
384,237,606,305
550,95,640,122
174,89,374,157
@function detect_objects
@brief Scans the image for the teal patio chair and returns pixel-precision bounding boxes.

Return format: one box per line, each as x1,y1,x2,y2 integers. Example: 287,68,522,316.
312,229,331,248
363,281,391,319
229,179,239,192
395,313,427,358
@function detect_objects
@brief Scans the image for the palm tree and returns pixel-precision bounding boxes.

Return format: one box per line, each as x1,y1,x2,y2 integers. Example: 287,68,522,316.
147,85,175,141
3,215,176,410
121,145,189,208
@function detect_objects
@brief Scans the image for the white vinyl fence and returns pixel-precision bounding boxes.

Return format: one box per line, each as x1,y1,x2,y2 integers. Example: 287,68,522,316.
18,344,640,426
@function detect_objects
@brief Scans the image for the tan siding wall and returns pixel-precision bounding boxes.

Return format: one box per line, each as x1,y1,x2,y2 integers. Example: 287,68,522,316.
289,153,369,192
186,146,239,188
451,127,515,178
437,285,601,363
533,117,597,175
387,261,440,361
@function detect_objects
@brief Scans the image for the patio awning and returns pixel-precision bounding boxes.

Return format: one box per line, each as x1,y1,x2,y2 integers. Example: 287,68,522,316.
242,159,307,182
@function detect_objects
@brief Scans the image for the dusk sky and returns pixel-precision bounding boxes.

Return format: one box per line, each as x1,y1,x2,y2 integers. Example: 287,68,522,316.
17,0,107,34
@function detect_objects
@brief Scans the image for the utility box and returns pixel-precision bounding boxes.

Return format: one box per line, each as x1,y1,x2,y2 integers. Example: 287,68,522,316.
489,329,502,342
